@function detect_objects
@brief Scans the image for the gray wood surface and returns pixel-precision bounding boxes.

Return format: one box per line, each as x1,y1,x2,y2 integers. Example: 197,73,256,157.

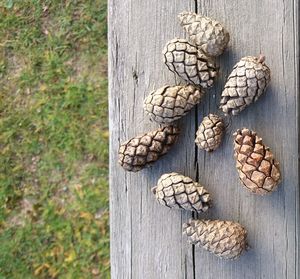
108,1,299,278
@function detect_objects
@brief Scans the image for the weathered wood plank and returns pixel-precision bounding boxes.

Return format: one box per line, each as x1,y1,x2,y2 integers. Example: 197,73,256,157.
109,0,299,278
108,1,196,278
193,1,299,278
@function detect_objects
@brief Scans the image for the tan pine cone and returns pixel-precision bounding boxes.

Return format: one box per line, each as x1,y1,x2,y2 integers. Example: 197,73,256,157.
233,128,281,195
183,219,248,260
163,38,218,88
151,173,211,213
118,126,180,172
220,56,271,116
178,11,230,57
195,114,225,152
143,85,204,124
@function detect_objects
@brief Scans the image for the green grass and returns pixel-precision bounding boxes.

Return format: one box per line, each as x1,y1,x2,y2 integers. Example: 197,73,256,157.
0,0,109,278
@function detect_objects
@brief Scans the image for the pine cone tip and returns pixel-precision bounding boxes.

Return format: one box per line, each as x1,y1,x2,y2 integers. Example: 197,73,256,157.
178,11,190,20
258,54,266,63
151,186,157,195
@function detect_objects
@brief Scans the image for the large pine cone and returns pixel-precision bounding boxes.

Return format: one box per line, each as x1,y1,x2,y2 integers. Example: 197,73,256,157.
144,85,204,124
151,173,211,213
118,126,180,172
195,114,225,152
178,11,230,57
163,38,217,88
220,56,271,116
183,219,248,260
233,128,281,195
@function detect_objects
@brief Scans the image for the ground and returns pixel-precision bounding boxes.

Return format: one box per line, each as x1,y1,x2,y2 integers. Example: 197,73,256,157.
0,0,109,278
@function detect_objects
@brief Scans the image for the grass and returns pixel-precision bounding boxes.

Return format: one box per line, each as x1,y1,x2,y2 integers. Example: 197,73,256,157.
0,0,109,278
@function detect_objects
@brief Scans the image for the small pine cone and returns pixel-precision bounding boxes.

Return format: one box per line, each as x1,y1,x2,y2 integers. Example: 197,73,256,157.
183,219,248,260
220,56,271,116
163,38,218,88
144,85,204,124
151,173,211,213
233,128,281,195
118,126,180,172
178,11,230,57
195,114,225,152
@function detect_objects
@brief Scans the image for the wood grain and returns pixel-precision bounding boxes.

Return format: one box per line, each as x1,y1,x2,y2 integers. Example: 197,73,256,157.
108,0,299,278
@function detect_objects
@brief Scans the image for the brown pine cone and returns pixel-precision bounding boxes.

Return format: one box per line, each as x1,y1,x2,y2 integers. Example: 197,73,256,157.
151,172,211,213
178,11,230,57
118,126,180,172
220,56,271,116
183,219,248,260
233,128,281,195
163,38,218,88
195,114,225,152
143,85,204,124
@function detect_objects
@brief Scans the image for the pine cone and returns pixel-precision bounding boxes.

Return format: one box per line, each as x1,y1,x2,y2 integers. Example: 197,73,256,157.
195,114,225,152
220,56,271,116
163,38,218,88
183,219,248,260
151,173,211,213
178,11,230,57
118,126,180,172
233,128,281,195
144,85,204,124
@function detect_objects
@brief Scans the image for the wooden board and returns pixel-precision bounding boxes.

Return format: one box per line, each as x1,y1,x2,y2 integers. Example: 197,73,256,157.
108,0,299,278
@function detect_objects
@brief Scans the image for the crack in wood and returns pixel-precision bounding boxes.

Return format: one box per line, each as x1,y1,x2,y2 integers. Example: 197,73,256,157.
294,2,300,278
192,3,198,279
